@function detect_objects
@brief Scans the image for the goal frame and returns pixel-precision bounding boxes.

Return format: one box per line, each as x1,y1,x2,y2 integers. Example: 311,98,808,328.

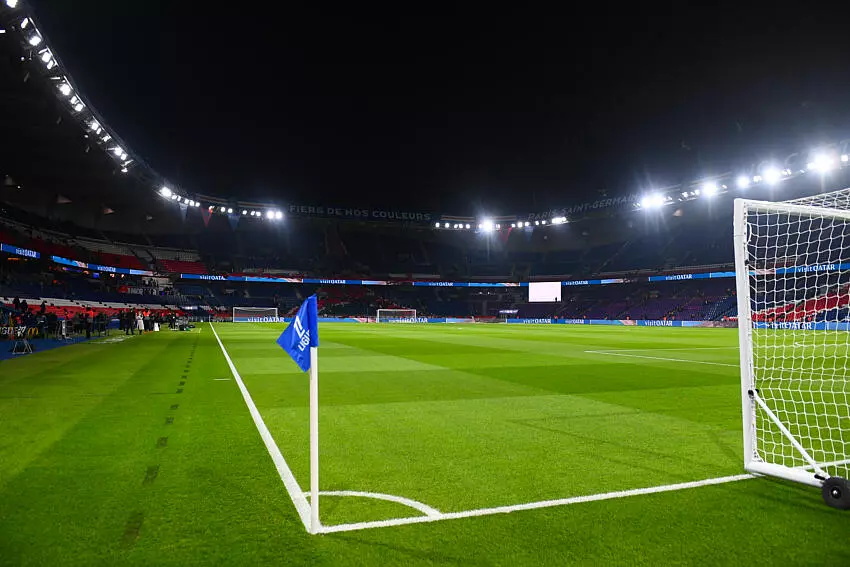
733,197,850,488
232,306,279,322
375,308,418,323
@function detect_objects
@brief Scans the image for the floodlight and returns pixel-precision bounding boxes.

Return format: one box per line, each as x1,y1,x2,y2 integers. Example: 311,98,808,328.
195,201,201,207
763,167,781,185
208,206,214,211
465,223,470,229
702,182,718,196
120,167,127,173
28,34,41,46
736,175,750,189
480,219,495,232
524,222,531,227
495,224,500,229
275,211,283,220
219,206,226,212
242,210,248,215
534,220,540,226
807,154,835,173
20,17,28,29
842,154,849,163
88,119,100,131
159,187,172,198
226,208,232,214
40,50,52,63
511,223,516,228
112,146,124,156
73,103,84,112
46,59,55,70
640,193,665,209
435,222,440,228
444,222,449,228
171,194,178,200
101,134,111,142
266,210,274,219
541,220,547,225
552,216,567,224
6,0,19,8
58,83,72,96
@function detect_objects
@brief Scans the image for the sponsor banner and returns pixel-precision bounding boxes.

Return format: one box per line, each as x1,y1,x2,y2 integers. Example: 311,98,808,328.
288,205,434,223
773,262,850,275
754,321,850,331
563,278,627,286
412,281,521,287
234,316,366,323
378,317,430,323
0,243,40,259
507,318,738,327
647,271,736,282
1,326,38,338
178,262,850,288
233,316,287,323
51,255,153,276
445,317,476,323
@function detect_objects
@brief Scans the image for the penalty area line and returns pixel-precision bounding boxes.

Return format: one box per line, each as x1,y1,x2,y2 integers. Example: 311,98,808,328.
209,324,311,531
584,350,738,367
318,473,754,534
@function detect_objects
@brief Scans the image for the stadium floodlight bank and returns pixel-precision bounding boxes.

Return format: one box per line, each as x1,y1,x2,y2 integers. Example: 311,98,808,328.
376,309,418,323
232,307,280,322
734,189,850,509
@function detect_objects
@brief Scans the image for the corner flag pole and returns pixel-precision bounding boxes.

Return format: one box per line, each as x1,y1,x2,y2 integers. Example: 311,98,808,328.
309,345,320,534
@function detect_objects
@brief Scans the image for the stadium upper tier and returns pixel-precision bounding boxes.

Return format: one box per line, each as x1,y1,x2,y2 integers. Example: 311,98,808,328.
0,204,734,279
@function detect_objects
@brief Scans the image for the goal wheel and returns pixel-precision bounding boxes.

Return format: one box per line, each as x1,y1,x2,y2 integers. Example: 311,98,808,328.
821,477,850,510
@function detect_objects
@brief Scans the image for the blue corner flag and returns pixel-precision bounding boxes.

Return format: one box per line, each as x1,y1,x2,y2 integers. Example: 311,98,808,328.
276,295,319,372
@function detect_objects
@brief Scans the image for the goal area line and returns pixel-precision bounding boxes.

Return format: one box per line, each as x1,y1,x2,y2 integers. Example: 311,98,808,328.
210,324,755,535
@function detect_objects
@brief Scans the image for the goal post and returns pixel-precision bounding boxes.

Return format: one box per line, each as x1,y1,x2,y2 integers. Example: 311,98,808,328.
232,306,279,322
733,190,850,509
376,309,418,323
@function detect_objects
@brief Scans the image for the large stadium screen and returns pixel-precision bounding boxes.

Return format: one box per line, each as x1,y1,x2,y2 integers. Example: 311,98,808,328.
528,281,561,303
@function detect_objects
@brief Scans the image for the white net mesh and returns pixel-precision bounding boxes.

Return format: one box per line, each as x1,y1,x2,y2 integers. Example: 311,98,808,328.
376,309,418,323
233,307,279,321
742,188,850,479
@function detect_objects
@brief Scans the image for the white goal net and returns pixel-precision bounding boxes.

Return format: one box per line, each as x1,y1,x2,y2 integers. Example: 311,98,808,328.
232,306,279,322
376,309,418,323
734,189,850,506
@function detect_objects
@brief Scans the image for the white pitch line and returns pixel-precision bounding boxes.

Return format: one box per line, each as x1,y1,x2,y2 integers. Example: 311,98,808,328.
210,324,311,531
318,474,754,534
306,490,442,518
593,347,739,352
584,350,738,367
214,378,231,381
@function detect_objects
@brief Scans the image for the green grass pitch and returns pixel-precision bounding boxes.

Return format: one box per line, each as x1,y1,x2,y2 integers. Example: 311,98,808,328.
1,323,847,565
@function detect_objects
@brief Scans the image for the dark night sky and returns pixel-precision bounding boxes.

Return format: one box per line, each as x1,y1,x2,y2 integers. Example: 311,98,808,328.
28,1,850,214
